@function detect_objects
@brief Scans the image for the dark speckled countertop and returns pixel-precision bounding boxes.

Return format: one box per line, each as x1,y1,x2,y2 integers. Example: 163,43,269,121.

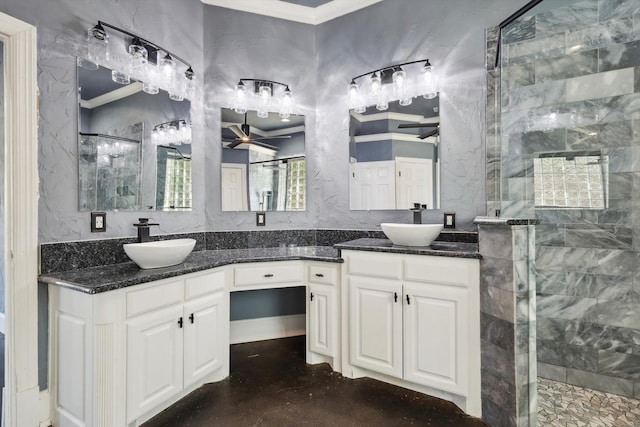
335,238,481,258
40,238,480,295
39,246,341,295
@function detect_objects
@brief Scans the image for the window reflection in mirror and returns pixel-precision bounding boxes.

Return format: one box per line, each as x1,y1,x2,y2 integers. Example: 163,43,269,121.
349,96,440,210
220,108,306,212
156,145,192,210
77,60,192,211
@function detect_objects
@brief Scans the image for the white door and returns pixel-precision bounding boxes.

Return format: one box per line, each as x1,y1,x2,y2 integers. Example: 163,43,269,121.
350,161,396,210
403,282,468,394
349,277,403,378
396,157,433,210
183,291,226,388
127,305,184,422
221,163,248,211
308,283,335,357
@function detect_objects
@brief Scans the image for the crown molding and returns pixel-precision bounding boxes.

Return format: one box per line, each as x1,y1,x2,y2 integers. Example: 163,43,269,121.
201,0,383,25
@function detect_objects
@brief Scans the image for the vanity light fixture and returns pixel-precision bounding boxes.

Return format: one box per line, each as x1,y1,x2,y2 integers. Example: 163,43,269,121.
348,59,437,111
152,120,192,146
232,79,294,120
84,21,195,101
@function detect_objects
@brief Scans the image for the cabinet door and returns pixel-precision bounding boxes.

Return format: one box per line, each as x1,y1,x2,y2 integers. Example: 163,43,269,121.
403,282,468,395
308,283,335,357
127,305,184,422
183,290,227,388
349,277,403,378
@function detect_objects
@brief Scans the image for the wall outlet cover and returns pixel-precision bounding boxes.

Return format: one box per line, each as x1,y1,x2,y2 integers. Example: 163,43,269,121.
444,212,456,229
91,212,107,232
256,212,266,226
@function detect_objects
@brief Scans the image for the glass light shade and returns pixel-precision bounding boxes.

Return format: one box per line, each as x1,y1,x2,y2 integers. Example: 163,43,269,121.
159,54,176,89
257,108,269,119
369,73,382,98
279,88,293,119
421,64,437,99
143,63,160,94
233,82,247,114
77,57,98,71
353,105,367,114
376,99,389,111
87,26,109,65
257,84,271,118
348,82,360,110
169,91,184,102
128,42,148,78
111,69,130,85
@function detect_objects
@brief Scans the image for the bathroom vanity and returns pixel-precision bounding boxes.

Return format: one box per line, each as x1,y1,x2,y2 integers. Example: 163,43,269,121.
41,240,480,427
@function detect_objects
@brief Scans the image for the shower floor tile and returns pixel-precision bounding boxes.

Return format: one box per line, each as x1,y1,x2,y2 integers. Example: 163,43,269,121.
538,378,640,426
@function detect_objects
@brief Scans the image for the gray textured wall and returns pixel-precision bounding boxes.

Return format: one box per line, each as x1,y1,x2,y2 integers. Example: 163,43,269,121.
0,0,523,243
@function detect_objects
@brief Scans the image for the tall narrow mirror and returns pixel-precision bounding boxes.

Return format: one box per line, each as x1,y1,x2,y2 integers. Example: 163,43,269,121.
349,96,440,210
77,62,192,211
220,108,306,212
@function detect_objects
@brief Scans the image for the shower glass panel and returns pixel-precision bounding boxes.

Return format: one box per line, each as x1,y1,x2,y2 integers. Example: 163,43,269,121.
78,133,142,211
498,0,640,425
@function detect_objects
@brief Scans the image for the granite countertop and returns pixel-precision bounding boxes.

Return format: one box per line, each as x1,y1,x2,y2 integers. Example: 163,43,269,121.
335,238,481,258
39,246,341,295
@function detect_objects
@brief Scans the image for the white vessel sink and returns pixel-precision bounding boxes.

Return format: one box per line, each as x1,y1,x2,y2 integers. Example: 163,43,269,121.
124,238,196,269
381,223,443,247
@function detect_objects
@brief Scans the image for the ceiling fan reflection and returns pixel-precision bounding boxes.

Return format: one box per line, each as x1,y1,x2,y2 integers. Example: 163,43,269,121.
223,112,290,150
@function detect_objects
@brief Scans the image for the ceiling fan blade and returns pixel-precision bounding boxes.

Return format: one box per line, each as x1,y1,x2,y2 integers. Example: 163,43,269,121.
253,135,292,140
226,140,243,149
398,122,440,129
419,129,439,140
251,140,280,151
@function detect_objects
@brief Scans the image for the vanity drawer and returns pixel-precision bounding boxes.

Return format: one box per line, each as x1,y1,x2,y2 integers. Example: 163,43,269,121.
307,263,339,285
234,262,303,287
127,279,184,317
404,255,478,288
345,251,402,280
185,269,226,300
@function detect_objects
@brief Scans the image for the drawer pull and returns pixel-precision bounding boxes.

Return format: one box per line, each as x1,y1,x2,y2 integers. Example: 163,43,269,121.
264,273,274,278
314,273,324,278
310,292,314,302
394,292,398,303
189,313,195,324
178,317,183,328
406,295,411,305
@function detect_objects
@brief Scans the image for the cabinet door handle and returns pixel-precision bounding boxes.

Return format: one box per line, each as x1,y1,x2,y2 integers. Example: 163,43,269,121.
264,273,274,278
315,273,324,278
394,292,398,303
178,317,183,328
310,292,314,302
189,313,195,324
406,295,411,305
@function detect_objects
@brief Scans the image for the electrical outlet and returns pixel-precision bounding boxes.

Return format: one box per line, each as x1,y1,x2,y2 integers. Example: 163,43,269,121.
443,212,456,229
91,212,107,232
256,212,266,226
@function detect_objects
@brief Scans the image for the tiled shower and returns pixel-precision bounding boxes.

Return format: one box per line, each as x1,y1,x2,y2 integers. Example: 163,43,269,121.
487,0,640,422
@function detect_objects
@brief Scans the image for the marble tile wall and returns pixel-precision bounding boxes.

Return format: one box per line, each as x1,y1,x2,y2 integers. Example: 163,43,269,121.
487,0,640,401
477,222,536,427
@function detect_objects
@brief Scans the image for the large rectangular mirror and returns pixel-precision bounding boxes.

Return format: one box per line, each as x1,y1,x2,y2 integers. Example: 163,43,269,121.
220,108,306,212
349,96,440,210
78,61,192,211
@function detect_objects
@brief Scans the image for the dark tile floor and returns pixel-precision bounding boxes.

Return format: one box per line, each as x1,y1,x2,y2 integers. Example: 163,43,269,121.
143,336,488,427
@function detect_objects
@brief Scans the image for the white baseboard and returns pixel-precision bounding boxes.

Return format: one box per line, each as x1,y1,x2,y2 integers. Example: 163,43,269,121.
39,389,51,427
0,313,5,334
230,314,305,344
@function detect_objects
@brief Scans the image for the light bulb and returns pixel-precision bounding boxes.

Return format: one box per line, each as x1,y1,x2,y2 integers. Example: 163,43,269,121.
279,87,293,119
348,81,360,110
257,84,271,118
128,39,147,79
143,63,160,94
393,69,412,106
87,24,109,66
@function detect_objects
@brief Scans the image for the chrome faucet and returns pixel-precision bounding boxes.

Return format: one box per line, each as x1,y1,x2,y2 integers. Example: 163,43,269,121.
409,203,427,224
134,218,159,243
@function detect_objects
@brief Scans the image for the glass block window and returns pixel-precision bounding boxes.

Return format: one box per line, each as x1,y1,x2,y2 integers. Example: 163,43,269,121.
163,156,192,210
285,158,306,211
533,153,607,209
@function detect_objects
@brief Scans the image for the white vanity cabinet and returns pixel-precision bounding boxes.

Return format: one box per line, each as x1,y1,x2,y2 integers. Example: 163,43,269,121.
126,271,228,423
342,250,481,416
306,262,340,368
49,269,229,427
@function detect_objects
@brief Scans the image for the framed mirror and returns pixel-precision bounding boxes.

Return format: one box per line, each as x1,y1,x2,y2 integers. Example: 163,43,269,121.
349,96,440,210
77,61,192,211
220,108,306,212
